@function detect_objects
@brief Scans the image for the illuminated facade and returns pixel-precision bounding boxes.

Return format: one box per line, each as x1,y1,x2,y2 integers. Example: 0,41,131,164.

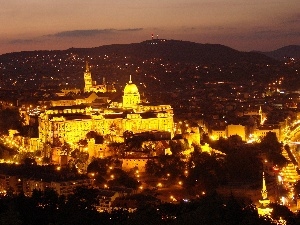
210,124,246,141
38,76,174,148
226,124,246,141
254,125,281,141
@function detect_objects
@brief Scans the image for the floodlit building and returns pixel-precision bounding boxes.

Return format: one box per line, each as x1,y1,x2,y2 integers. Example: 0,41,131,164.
38,68,174,154
254,125,281,141
210,124,246,141
211,127,226,140
226,124,246,141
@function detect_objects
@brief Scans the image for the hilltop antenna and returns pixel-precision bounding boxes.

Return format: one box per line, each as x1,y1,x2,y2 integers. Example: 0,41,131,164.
157,34,158,40
151,34,154,41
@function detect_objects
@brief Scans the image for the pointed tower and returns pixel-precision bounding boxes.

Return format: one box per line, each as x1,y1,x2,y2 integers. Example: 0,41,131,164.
257,172,273,216
84,61,93,92
259,106,263,124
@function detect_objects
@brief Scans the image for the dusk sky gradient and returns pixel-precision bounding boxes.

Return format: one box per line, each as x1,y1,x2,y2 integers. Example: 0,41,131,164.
1,0,299,54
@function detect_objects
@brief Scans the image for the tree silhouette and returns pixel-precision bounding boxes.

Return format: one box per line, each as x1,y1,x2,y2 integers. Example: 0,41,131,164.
259,132,287,167
108,168,140,189
185,151,224,193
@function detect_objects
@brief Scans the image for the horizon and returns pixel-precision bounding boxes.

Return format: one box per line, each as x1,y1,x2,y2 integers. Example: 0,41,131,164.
1,1,299,55
1,38,299,56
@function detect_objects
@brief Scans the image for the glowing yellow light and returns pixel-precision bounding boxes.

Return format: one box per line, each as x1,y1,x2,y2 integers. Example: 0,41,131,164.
210,135,217,141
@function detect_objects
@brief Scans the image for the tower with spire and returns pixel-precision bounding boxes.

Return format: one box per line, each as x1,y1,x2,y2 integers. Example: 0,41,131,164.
83,62,116,93
84,61,93,92
259,106,266,124
257,172,273,216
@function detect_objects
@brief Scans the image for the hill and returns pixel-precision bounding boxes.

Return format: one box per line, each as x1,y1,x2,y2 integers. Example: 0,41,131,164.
1,39,278,66
262,45,300,60
67,39,277,65
0,39,282,91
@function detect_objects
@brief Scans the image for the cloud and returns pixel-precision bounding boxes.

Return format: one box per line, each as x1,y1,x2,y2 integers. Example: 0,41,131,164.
252,29,300,39
119,28,143,32
49,28,143,38
229,27,300,42
282,13,300,25
8,38,38,44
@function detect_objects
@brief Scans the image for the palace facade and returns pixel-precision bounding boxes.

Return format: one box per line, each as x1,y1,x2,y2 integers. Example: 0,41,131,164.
38,70,174,147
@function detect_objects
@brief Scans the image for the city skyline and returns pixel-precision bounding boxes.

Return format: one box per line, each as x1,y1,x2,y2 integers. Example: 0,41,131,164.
1,0,299,55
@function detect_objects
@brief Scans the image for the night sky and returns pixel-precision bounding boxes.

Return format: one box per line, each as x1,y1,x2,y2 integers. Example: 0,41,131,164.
1,0,299,54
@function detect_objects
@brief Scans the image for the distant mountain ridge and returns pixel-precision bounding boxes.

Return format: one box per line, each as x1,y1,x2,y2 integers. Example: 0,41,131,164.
68,39,277,65
1,39,277,66
0,39,286,91
261,45,300,60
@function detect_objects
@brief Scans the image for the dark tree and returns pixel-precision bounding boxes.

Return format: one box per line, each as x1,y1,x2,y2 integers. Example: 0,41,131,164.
225,146,261,183
86,131,104,144
87,158,113,175
0,108,23,134
23,157,37,166
123,130,134,142
169,139,189,155
185,151,224,193
145,159,161,177
108,168,140,189
259,132,287,167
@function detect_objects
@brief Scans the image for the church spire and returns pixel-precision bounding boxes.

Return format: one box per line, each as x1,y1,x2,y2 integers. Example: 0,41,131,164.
85,61,90,72
129,75,132,84
257,172,273,216
261,172,268,200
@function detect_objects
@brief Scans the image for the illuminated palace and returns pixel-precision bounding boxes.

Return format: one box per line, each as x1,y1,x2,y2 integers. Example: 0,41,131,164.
38,68,174,147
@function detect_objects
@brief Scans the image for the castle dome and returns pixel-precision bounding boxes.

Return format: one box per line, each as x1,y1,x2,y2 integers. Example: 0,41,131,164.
124,76,139,94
